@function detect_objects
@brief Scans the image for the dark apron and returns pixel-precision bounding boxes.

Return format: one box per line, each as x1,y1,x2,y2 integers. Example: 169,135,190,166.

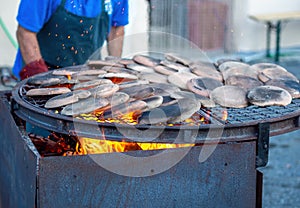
37,0,109,68
28,0,109,137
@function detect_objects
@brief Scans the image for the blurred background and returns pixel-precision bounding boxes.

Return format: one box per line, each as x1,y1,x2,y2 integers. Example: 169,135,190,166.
2,0,300,66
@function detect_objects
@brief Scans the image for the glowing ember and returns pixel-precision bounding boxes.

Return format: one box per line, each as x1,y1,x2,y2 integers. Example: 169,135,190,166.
107,77,136,84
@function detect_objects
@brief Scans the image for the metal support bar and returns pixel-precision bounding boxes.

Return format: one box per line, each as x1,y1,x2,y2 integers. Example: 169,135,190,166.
275,21,282,62
264,20,282,62
295,116,300,128
266,22,272,58
256,171,263,208
256,122,270,168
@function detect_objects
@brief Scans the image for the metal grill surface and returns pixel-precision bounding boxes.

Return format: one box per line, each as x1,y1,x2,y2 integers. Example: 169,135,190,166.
11,80,300,142
225,99,300,124
17,83,300,125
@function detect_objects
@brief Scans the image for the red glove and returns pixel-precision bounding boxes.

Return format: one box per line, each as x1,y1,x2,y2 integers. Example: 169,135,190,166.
19,59,49,80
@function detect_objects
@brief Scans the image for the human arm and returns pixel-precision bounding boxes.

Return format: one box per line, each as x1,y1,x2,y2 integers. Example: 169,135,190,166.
107,25,125,57
16,25,48,80
16,25,43,64
106,0,128,57
14,0,57,80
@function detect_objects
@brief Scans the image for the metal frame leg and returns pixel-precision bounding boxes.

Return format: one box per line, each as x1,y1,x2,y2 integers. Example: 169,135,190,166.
275,21,282,62
266,22,272,58
256,171,263,208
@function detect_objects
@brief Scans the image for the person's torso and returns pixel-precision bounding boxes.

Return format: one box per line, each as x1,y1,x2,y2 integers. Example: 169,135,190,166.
50,0,104,19
13,0,128,78
37,0,111,68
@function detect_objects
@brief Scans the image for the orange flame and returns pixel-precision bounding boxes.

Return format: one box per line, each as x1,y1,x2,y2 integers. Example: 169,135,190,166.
222,110,228,121
109,77,136,84
63,108,221,156
73,137,194,155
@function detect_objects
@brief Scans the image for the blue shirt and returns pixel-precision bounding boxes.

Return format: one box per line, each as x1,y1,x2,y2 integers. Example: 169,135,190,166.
13,0,129,78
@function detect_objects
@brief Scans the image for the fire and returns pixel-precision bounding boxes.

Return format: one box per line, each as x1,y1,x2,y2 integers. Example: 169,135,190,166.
119,111,139,124
200,108,228,124
30,104,231,157
108,77,136,84
71,109,196,155
28,131,194,157
77,110,139,125
222,110,228,121
66,74,72,80
138,142,194,151
29,107,229,157
77,109,215,126
75,137,194,155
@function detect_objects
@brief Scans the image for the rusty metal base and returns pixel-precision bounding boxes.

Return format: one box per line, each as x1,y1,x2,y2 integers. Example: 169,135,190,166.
0,95,261,208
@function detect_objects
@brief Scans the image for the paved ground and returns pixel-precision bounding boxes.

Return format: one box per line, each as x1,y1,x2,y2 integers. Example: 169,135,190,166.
260,130,300,208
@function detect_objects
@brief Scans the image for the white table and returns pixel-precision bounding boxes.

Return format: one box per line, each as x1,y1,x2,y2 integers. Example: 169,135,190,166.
249,11,300,62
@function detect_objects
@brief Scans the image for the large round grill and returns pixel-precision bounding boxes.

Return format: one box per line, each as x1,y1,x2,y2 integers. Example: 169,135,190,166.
12,77,300,143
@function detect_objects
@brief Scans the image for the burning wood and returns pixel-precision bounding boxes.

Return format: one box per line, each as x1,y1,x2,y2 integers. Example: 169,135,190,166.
28,133,77,157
